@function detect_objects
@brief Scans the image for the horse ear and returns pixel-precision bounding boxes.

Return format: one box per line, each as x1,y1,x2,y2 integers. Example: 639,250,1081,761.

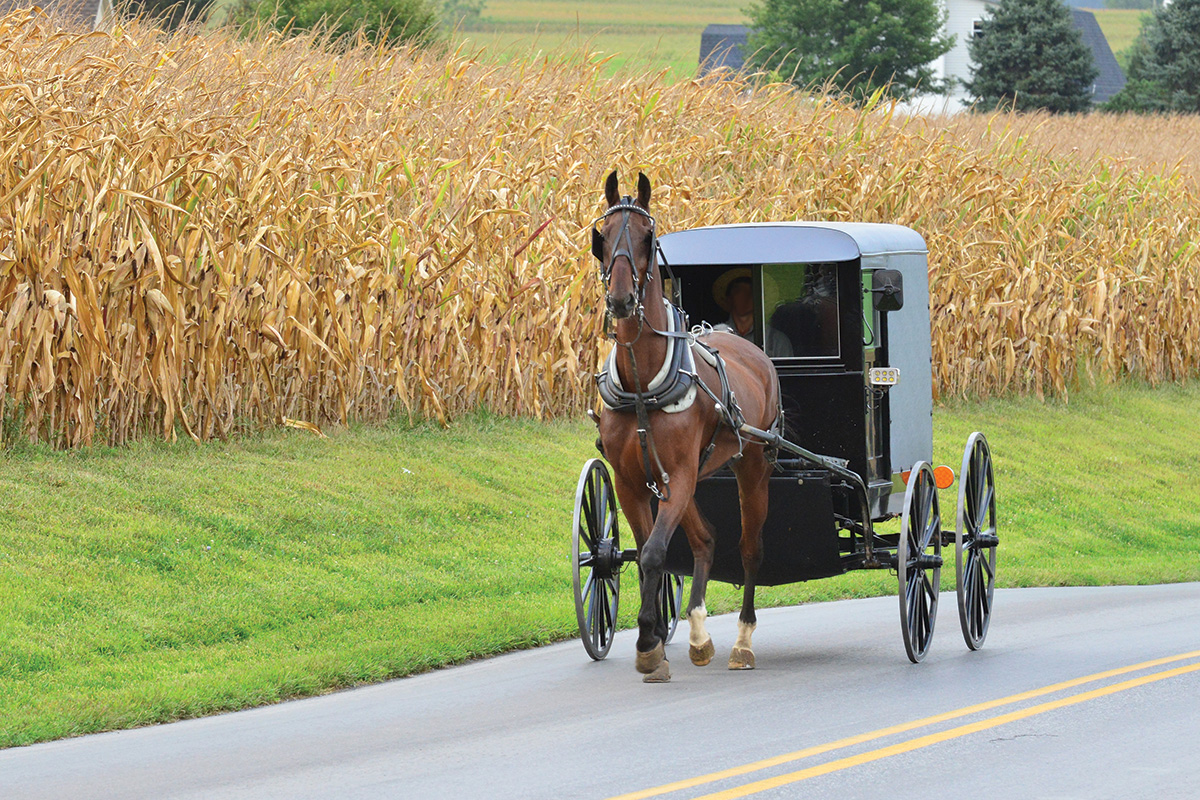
592,226,604,261
636,172,651,210
604,170,620,207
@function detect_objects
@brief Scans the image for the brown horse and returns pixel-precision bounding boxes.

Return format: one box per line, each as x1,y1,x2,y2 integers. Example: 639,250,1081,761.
592,171,781,683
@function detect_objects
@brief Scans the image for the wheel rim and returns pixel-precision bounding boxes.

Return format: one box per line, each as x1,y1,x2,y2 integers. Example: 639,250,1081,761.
898,462,941,663
956,432,997,650
659,573,684,645
572,459,621,660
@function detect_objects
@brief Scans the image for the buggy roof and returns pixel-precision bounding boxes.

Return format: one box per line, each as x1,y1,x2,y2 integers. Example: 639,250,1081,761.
657,222,927,268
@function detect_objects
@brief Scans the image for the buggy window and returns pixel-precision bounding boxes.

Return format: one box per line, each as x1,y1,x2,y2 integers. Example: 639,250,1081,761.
762,263,839,358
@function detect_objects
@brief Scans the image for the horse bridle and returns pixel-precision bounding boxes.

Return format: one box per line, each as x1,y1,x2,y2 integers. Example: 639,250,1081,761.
592,199,658,313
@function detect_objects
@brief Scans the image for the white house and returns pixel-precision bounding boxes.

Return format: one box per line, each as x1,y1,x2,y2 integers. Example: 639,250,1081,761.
912,0,1126,112
699,0,1127,114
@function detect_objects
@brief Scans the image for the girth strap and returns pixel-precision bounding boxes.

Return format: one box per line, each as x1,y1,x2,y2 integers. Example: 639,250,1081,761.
689,337,745,473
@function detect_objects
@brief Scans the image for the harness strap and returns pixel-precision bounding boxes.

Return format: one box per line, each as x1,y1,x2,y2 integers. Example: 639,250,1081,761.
622,340,672,501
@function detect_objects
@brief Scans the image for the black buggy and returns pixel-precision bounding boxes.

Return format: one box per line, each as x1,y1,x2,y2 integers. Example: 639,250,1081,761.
571,222,999,663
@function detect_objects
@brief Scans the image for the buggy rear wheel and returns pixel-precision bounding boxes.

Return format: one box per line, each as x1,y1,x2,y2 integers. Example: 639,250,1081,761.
898,462,942,663
572,459,629,660
956,432,998,650
659,573,684,645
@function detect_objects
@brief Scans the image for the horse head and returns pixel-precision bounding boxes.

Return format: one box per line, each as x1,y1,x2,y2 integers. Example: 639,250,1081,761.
593,170,656,320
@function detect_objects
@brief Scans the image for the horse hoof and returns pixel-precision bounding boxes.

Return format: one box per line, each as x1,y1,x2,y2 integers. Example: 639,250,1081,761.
689,637,715,667
728,647,755,670
635,641,665,674
642,660,671,683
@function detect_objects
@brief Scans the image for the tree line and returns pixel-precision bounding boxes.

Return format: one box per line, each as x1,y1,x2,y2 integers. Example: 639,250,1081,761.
123,0,1196,113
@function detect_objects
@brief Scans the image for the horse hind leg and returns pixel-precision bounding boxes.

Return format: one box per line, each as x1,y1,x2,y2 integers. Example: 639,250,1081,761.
729,448,770,671
679,499,717,666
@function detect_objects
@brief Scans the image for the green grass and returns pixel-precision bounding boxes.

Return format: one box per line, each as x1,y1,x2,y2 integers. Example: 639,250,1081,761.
3,383,1199,747
453,0,746,77
1087,8,1149,71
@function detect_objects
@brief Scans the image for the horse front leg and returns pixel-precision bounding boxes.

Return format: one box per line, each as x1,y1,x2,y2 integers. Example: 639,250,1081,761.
730,448,770,670
634,474,697,684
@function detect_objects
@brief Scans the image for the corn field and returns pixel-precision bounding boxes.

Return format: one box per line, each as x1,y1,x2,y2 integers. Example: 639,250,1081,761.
1,12,1197,447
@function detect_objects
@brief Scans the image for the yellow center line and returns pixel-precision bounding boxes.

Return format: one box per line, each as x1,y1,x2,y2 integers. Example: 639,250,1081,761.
694,660,1200,800
606,649,1200,800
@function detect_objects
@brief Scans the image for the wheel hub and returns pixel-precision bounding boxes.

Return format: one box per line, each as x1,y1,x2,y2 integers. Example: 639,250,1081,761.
593,537,621,579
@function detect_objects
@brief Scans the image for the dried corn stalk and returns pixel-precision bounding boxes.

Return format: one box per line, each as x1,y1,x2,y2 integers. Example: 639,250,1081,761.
0,12,1196,447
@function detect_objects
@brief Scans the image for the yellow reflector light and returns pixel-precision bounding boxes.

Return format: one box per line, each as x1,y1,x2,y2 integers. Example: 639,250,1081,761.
934,465,955,489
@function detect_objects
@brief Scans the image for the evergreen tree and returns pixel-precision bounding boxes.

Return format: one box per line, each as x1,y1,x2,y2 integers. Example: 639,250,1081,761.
1106,0,1200,112
965,0,1098,113
230,0,443,46
743,0,955,103
1103,31,1169,112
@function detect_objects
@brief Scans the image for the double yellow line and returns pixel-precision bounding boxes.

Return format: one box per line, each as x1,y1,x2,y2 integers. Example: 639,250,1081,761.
608,649,1200,800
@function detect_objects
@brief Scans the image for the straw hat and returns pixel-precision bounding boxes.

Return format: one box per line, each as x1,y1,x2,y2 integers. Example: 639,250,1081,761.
712,267,751,311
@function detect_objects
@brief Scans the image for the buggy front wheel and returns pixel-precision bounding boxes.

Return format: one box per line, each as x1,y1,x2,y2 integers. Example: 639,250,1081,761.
572,459,631,660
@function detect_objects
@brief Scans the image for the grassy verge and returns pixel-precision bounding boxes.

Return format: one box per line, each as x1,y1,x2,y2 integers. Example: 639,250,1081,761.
3,383,1199,747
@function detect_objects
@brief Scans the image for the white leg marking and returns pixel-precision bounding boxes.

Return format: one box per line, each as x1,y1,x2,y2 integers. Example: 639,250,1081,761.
734,620,756,651
688,604,709,647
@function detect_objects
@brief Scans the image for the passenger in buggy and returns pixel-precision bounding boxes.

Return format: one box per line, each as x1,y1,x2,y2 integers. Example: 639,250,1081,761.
711,268,794,358
766,263,839,358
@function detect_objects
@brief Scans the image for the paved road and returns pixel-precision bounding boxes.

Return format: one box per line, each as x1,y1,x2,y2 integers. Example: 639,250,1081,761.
4,584,1200,800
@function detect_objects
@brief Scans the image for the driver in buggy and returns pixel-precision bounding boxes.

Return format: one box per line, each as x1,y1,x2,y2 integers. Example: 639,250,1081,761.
712,268,793,358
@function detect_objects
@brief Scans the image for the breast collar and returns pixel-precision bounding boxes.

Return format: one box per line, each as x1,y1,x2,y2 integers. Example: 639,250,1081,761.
596,299,698,414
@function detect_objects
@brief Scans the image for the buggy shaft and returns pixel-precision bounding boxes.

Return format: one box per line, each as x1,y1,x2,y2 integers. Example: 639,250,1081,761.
737,423,863,486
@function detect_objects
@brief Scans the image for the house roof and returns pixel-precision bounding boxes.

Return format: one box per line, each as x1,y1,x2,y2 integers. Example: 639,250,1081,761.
700,11,1127,104
699,25,751,74
0,0,113,29
1071,8,1126,103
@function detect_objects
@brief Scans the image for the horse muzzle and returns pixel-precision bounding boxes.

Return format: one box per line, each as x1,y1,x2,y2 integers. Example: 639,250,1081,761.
606,293,638,320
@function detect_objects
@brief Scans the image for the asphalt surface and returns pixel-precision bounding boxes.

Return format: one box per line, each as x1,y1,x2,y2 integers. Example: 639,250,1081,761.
3,583,1199,800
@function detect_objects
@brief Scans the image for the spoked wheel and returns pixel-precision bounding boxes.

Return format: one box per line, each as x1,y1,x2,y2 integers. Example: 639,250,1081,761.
572,459,630,660
956,432,998,650
898,462,943,663
658,573,685,645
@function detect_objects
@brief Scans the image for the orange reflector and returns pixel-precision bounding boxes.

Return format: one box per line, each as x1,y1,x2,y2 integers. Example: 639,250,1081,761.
901,470,912,485
934,465,955,489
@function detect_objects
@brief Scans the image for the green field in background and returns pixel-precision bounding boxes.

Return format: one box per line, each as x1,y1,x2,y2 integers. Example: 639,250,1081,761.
453,0,745,77
1087,8,1149,70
